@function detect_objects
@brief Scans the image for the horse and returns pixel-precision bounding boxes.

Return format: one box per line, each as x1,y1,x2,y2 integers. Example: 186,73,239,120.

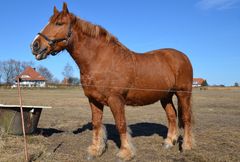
31,3,193,161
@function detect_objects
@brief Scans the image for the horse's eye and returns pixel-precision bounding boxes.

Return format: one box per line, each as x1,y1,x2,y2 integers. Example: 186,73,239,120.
55,22,63,26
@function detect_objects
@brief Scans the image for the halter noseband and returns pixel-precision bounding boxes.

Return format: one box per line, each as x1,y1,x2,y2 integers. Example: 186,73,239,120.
37,24,72,55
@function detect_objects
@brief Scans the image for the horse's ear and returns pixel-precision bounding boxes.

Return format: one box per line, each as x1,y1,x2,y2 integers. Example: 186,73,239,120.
62,2,69,14
53,6,59,15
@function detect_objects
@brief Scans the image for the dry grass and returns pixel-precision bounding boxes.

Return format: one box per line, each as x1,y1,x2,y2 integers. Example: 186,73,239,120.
0,87,240,162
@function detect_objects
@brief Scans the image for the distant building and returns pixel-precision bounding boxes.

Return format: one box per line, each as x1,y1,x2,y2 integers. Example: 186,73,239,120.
193,78,207,87
62,77,70,85
12,67,46,88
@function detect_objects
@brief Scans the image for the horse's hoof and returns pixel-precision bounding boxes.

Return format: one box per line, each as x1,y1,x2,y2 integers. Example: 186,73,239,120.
117,148,135,161
87,144,106,157
182,143,192,151
87,155,94,161
163,142,173,149
116,158,124,162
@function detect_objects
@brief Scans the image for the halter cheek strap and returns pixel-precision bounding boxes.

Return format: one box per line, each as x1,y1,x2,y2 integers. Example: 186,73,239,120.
38,24,72,49
38,33,69,46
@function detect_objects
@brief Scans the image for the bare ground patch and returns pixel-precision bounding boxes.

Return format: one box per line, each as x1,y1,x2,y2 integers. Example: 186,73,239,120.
0,88,239,161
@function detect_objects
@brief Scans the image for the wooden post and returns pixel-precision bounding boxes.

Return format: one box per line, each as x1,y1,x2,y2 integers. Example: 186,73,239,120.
17,78,29,162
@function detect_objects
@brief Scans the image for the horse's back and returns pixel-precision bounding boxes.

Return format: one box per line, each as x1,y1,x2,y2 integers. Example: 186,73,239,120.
153,48,193,91
125,48,192,106
134,48,192,89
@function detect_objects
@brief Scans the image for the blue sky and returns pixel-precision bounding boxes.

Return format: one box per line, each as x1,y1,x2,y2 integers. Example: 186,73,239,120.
0,0,239,85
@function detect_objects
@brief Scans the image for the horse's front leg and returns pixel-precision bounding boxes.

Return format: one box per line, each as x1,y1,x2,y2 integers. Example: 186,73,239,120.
108,94,135,161
87,98,107,157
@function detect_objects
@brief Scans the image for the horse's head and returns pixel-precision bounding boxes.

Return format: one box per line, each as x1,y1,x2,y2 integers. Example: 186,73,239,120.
31,3,74,60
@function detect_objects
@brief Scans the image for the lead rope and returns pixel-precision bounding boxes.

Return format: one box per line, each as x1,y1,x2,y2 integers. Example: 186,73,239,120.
17,78,29,162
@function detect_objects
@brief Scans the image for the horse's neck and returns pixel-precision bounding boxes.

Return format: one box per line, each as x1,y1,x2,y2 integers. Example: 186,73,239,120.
66,32,119,75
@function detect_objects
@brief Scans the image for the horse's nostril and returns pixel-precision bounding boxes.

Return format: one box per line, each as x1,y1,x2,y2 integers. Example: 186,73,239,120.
33,41,40,51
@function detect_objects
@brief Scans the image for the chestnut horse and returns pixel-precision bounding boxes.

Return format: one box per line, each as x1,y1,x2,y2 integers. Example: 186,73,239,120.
31,3,193,161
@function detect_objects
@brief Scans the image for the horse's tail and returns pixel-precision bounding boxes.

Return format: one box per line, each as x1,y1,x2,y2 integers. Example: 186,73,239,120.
177,99,184,128
177,93,194,129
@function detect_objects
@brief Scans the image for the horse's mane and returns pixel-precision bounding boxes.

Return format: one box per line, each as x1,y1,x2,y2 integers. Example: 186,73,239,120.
50,12,129,50
75,15,131,52
74,16,117,43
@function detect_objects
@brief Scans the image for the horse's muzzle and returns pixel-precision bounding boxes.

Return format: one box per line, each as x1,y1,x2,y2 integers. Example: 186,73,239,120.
32,40,40,52
30,39,49,60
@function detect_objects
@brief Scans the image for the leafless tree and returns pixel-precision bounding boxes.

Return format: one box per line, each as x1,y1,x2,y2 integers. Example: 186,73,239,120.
52,77,60,84
0,59,34,84
62,63,73,79
0,61,2,84
68,77,80,85
37,65,54,83
21,61,34,71
0,59,56,84
234,82,239,87
1,60,17,84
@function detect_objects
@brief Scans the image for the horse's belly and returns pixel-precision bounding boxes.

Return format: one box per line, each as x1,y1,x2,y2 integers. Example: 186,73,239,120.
125,90,169,106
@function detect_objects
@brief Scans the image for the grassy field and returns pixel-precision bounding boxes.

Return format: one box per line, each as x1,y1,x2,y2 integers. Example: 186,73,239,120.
0,87,240,162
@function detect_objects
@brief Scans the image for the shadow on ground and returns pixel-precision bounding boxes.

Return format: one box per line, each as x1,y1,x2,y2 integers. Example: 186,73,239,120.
36,123,184,151
35,128,64,137
73,122,168,148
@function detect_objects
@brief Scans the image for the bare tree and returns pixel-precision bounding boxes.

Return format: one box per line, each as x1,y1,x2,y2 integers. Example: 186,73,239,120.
68,77,80,85
62,63,73,79
1,60,17,84
37,66,54,83
52,77,60,84
234,82,239,87
0,61,2,84
21,61,34,71
0,59,34,84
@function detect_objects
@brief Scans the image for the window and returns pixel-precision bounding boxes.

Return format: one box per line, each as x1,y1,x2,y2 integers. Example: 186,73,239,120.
21,75,30,79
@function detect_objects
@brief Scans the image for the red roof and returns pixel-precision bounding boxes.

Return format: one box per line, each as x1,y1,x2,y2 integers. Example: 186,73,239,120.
16,67,46,81
193,78,205,85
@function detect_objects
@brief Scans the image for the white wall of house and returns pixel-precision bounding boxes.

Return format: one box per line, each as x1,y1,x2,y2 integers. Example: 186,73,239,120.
192,81,201,87
12,80,46,88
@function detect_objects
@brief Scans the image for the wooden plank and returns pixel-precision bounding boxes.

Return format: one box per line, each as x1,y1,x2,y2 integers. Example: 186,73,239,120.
0,104,52,109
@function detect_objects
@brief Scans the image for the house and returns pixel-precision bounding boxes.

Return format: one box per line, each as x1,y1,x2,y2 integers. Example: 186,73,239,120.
13,67,46,88
193,78,207,87
62,77,70,85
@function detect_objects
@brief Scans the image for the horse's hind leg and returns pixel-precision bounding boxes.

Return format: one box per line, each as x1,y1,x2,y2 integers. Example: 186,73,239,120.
161,96,178,149
176,92,193,150
87,98,107,157
108,94,135,161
